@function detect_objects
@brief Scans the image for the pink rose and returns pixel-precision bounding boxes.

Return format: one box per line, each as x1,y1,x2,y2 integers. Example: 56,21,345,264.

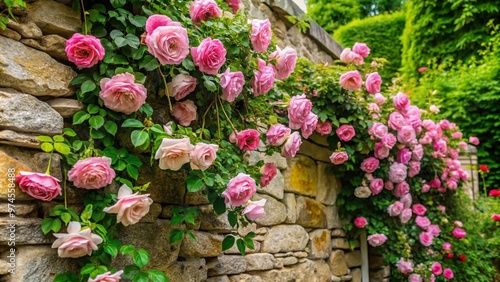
400,208,412,224
388,112,407,131
288,94,312,129
416,216,431,230
250,19,272,53
251,58,275,96
68,157,115,189
242,199,266,220
370,178,384,195
446,180,457,190
163,121,173,135
65,33,104,68
452,227,466,239
51,221,103,258
189,0,222,24
370,122,388,139
421,184,430,193
401,193,412,209
172,100,197,126
393,92,410,112
281,132,302,158
389,162,407,183
339,70,363,91
396,258,414,275
365,72,382,94
469,136,479,145
458,141,468,150
260,163,277,187
374,142,390,159
454,220,463,228
15,171,61,201
315,120,332,135
431,262,442,275
443,242,452,250
412,144,423,161
397,126,416,144
428,224,441,237
190,142,219,170
220,68,244,102
412,204,426,216
381,133,397,148
301,112,318,139
387,201,404,216
99,73,147,115
429,178,441,188
89,270,124,282
154,137,194,171
374,93,386,104
422,119,436,131
354,217,368,228
168,74,197,101
409,274,422,282
224,0,241,13
385,180,394,190
397,148,412,164
146,15,181,35
266,124,291,146
222,173,256,207
408,161,421,178
352,42,370,57
439,119,451,130
339,48,364,65
191,38,226,74
443,268,454,280
237,129,260,151
367,234,387,247
451,131,462,139
336,124,356,142
360,157,379,173
103,184,153,226
269,46,297,79
145,18,189,65
394,182,410,198
330,151,349,165
419,231,434,246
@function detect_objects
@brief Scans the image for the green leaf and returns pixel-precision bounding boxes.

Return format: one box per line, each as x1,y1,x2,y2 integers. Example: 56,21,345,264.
213,196,226,215
52,135,64,142
73,111,91,125
186,175,204,192
139,104,153,117
339,117,348,124
54,143,71,155
131,130,149,147
110,0,126,8
41,218,54,234
114,37,127,48
87,104,100,114
89,116,105,129
104,244,118,257
125,34,140,49
124,154,142,166
126,165,139,180
37,136,53,142
110,29,124,39
129,15,147,27
228,211,237,227
41,143,54,153
222,235,235,251
60,212,71,224
53,272,78,282
169,229,184,244
50,218,62,233
120,245,135,255
133,249,150,269
236,238,246,255
104,121,118,136
122,119,144,128
72,140,83,151
148,270,169,282
81,80,96,94
80,264,95,275
203,79,217,92
71,74,91,85
181,59,195,71
63,128,77,137
90,130,105,139
132,272,149,282
139,55,159,71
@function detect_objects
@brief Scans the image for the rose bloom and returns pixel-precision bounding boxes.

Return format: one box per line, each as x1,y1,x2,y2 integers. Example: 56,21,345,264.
103,184,153,226
360,157,379,173
458,141,468,150
479,164,490,172
339,48,363,65
412,204,427,216
222,173,256,207
65,33,104,68
409,274,422,282
237,129,260,151
374,142,390,159
367,234,387,247
397,126,416,145
389,162,407,183
395,182,410,198
397,148,412,164
251,58,275,96
260,163,277,187
385,180,394,190
355,186,372,198
400,208,412,224
269,46,297,79
330,151,349,165
99,73,147,115
354,217,368,228
172,100,197,126
429,178,441,188
382,133,397,148
387,201,404,216
67,157,115,189
443,268,454,280
51,221,103,258
266,124,291,146
189,0,222,24
396,258,414,275
352,42,370,57
281,132,302,158
401,193,412,209
190,142,219,170
301,112,318,139
451,131,463,139
412,144,423,161
168,74,197,101
370,122,388,139
454,220,463,227
15,171,61,201
365,72,382,94
393,92,410,112
443,242,452,251
339,70,363,91
145,17,189,65
388,112,407,131
242,199,267,220
191,37,226,74
155,137,194,170
428,224,441,237
370,178,384,195
489,189,500,197
250,19,272,53
374,93,386,105
315,120,332,135
408,161,421,178
288,94,312,129
458,254,467,263
224,0,240,13
431,262,443,275
336,124,356,142
469,136,480,145
416,216,431,230
452,227,466,239
88,270,124,282
492,214,500,221
220,68,244,102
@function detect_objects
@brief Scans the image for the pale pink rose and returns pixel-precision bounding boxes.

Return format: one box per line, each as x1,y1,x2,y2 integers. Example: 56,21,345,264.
416,216,431,230
146,23,189,65
449,149,459,159
431,262,443,275
242,199,266,220
288,94,312,129
99,73,147,115
382,133,397,148
301,112,318,139
315,120,332,135
385,180,394,190
370,122,388,139
222,173,256,207
220,68,244,102
15,171,61,201
360,157,379,173
454,220,463,227
352,42,370,57
419,231,433,246
354,217,368,228
412,144,423,161
224,0,241,13
422,119,436,131
330,151,349,165
397,126,416,144
396,258,414,275
68,157,115,189
429,274,436,282
339,48,364,65
400,208,412,224
389,162,407,183
397,148,412,164
251,58,275,96
421,184,430,193
354,186,372,198
229,130,238,143
408,161,421,178
394,182,410,198
172,100,197,126
365,72,382,94
446,180,457,190
250,19,272,53
51,221,103,258
433,139,447,157
191,38,226,74
190,143,219,170
88,270,124,282
443,268,454,280
370,178,384,195
374,142,390,159
65,33,104,68
427,224,441,237
409,274,422,282
388,112,407,130
401,193,412,209
367,234,387,247
281,132,302,158
163,121,173,135
458,141,468,150
387,201,404,216
340,70,363,91
469,136,479,145
336,125,356,142
374,93,386,104
103,184,153,226
145,15,181,35
368,103,380,114
443,242,452,250
269,46,297,79
439,119,452,130
189,0,222,23
451,131,462,139
412,204,427,215
266,124,291,146
439,205,446,213
393,92,410,112
154,137,194,170
452,227,466,239
237,129,260,151
168,74,197,101
260,163,277,187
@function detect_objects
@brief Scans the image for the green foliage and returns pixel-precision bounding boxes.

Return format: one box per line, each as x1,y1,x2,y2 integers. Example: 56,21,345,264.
0,0,26,30
307,0,362,34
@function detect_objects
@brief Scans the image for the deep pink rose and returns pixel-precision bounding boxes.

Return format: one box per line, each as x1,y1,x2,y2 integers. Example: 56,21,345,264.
374,93,386,104
340,70,363,91
400,208,412,224
330,151,349,165
288,94,312,129
393,92,410,112
412,204,427,216
453,228,466,239
365,72,382,94
388,112,407,131
220,68,244,102
145,15,181,35
222,173,256,207
354,217,368,228
429,178,441,188
103,184,153,226
381,133,397,148
374,142,390,159
145,18,189,65
237,129,260,151
260,163,277,187
409,274,422,282
68,157,115,189
384,180,394,190
469,136,479,145
224,0,241,13
422,119,436,131
408,161,421,178
189,0,222,24
443,242,452,250
65,33,104,68
168,74,197,101
397,126,416,144
281,131,302,158
396,258,414,275
370,178,384,195
370,122,388,139
397,148,412,164
389,162,407,183
242,199,266,220
367,234,387,247
394,182,410,197
250,19,272,53
387,201,404,216
446,180,457,190
439,119,451,130
191,38,226,74
154,137,194,171
360,157,379,173
419,231,433,246
431,262,442,275
99,73,147,115
427,224,441,237
269,46,297,79
89,270,124,282
339,48,364,65
352,42,370,57
443,268,454,280
315,120,332,135
416,216,431,230
51,221,103,258
251,58,275,96
301,112,318,139
190,142,219,170
266,124,291,146
172,100,197,126
15,171,61,201
336,125,356,142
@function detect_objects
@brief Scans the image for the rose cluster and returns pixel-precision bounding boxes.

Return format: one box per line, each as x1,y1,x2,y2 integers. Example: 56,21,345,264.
155,137,219,171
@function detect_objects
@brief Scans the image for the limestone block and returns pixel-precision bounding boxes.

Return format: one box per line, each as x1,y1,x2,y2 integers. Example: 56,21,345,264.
228,274,263,282
289,259,332,282
282,193,297,223
180,230,223,258
206,276,230,282
277,256,298,266
138,203,162,223
253,193,286,226
297,139,331,163
331,238,351,250
257,169,284,200
331,229,347,237
0,28,21,41
316,163,342,205
199,205,232,232
261,224,308,253
46,98,84,118
370,266,391,281
308,229,331,259
0,217,52,245
185,189,210,205
7,19,43,39
283,155,317,196
351,268,362,282
244,151,288,170
0,203,36,216
329,250,349,276
325,204,347,229
244,253,275,271
21,34,66,60
162,258,207,282
308,132,329,146
251,268,295,282
345,250,362,267
0,259,8,275
0,130,40,149
0,150,32,201
27,0,81,38
295,196,326,228
33,152,62,181
207,255,247,276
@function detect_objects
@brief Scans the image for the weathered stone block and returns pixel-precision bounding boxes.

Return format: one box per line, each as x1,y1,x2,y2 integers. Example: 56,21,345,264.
289,259,332,282
207,255,247,276
199,205,231,232
0,28,21,41
0,217,52,245
206,276,230,282
282,192,296,223
370,266,391,281
351,267,362,282
297,139,331,163
283,155,317,196
316,163,341,205
345,250,362,267
138,203,162,223
27,0,81,38
331,238,351,250
185,189,210,205
277,256,298,266
261,224,308,253
331,229,347,237
7,19,43,39
244,150,288,170
244,253,275,271
33,152,62,181
46,98,84,118
308,229,331,259
21,34,67,60
0,150,32,201
180,230,223,258
162,258,207,282
329,250,349,276
369,255,386,269
257,169,284,200
295,196,326,228
0,130,40,149
0,203,36,216
253,193,286,226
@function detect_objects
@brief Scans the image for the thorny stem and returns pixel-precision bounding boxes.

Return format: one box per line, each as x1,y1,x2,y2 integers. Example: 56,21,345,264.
200,99,215,139
214,95,221,140
218,96,237,134
159,68,173,111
